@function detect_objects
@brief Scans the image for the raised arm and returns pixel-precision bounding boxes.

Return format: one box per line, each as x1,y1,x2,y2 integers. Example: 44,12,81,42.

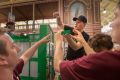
20,34,50,64
54,30,64,72
64,34,83,50
53,12,64,29
53,12,82,50
71,29,95,55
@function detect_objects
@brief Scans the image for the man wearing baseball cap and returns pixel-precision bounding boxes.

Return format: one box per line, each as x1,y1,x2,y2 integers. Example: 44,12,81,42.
73,15,87,23
65,15,89,60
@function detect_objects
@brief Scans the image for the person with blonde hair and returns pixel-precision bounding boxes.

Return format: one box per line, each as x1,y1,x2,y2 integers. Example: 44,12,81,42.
0,28,50,80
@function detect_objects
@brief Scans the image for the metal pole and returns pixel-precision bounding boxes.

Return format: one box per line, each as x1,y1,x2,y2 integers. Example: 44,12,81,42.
10,0,13,15
32,2,35,32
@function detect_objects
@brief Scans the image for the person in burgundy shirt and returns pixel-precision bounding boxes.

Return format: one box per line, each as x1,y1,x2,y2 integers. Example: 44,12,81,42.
81,33,113,55
13,59,24,80
87,33,113,52
12,34,50,80
0,30,50,80
54,2,120,80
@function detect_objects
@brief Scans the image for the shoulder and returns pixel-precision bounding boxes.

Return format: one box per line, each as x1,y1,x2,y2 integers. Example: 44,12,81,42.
60,51,117,69
14,58,24,74
59,51,120,80
16,58,24,69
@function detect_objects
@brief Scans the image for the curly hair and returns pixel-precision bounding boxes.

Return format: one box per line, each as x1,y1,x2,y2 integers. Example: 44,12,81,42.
88,33,113,52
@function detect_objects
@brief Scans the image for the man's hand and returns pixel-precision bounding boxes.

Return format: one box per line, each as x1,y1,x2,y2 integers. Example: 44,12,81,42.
53,12,64,29
71,29,85,43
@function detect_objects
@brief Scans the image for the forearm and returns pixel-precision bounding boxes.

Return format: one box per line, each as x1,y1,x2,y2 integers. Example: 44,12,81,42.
56,16,64,29
54,41,63,72
20,41,42,63
81,40,95,55
57,17,63,26
65,36,80,50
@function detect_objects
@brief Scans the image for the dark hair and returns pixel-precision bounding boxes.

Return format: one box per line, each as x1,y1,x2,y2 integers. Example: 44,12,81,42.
88,33,113,52
0,40,7,55
73,15,87,24
5,22,15,31
6,22,15,26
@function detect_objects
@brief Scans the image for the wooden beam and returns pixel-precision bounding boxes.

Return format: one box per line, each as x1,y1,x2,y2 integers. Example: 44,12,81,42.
36,5,45,18
14,7,28,20
0,9,9,19
0,0,36,6
0,12,8,19
32,2,35,31
0,0,58,8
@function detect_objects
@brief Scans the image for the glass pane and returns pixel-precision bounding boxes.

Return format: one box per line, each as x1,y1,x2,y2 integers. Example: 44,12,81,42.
36,20,43,23
30,61,38,77
44,19,49,23
49,18,56,23
31,43,38,58
28,20,33,24
20,62,29,76
1,23,6,27
16,42,30,57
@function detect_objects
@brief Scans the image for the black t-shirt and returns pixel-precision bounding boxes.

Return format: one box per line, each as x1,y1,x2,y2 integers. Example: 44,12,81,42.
66,31,89,60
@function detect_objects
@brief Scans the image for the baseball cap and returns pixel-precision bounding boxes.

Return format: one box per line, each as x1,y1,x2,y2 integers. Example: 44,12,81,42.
73,15,87,24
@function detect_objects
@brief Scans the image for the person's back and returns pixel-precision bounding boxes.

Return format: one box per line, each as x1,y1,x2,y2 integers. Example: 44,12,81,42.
60,51,120,80
54,1,120,80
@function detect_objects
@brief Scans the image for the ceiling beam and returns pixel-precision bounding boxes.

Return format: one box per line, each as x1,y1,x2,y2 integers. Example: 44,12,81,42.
0,9,9,19
36,5,45,19
0,0,58,9
14,7,29,20
0,12,8,19
0,12,8,22
0,0,36,6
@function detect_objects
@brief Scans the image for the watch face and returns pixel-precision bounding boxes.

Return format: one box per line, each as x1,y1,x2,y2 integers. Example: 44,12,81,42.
70,2,85,25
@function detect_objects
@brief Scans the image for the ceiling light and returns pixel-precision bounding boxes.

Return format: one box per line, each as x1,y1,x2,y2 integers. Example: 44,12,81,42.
103,9,107,14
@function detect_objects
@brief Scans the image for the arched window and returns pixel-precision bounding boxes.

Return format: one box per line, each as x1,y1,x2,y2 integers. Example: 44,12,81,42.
70,2,85,25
